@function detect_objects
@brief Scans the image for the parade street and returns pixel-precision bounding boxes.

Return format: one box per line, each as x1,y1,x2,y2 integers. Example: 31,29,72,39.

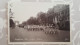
10,27,70,42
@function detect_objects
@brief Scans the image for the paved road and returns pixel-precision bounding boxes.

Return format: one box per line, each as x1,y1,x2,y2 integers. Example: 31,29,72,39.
10,27,70,42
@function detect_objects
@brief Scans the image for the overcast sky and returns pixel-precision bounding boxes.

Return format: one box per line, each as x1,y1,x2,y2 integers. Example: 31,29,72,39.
10,2,56,24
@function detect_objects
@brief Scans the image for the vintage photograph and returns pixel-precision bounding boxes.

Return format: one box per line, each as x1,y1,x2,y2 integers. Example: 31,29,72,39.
8,2,70,43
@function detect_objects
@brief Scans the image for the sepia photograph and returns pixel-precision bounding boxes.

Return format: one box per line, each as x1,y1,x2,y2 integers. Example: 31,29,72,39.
8,2,70,44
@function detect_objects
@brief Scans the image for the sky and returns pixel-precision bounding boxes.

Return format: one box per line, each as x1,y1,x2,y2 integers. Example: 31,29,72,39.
10,2,56,24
